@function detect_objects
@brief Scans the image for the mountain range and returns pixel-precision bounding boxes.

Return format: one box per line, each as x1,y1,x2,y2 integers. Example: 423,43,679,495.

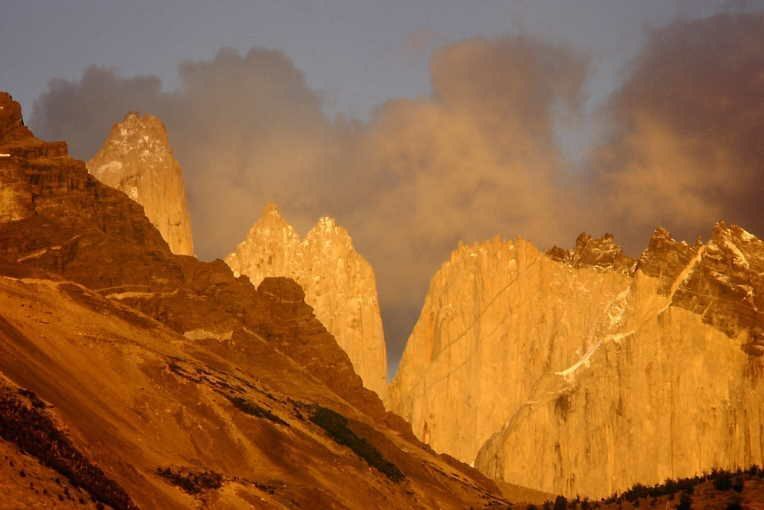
2,90,763,508
0,91,506,509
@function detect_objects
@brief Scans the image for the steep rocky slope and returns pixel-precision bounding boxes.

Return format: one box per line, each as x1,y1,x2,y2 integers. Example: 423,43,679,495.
87,112,194,255
226,205,387,398
0,91,506,509
388,228,764,498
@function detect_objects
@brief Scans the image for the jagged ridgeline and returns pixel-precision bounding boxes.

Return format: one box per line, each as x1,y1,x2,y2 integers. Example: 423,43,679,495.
0,91,507,509
388,227,764,498
86,114,388,398
225,204,388,398
6,85,763,505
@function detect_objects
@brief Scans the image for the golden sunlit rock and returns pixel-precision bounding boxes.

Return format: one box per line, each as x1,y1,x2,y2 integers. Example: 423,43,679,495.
225,203,388,398
389,229,764,498
88,112,195,256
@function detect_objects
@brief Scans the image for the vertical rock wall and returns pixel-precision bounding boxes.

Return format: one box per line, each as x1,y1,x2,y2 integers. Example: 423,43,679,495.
389,228,764,498
226,204,388,398
87,113,194,255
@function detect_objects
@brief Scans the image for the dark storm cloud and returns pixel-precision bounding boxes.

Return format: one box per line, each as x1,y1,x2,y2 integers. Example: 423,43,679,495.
32,67,166,159
593,12,764,249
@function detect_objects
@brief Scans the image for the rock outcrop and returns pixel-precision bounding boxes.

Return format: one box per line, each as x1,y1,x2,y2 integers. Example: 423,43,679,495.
547,232,635,274
0,91,506,509
225,204,388,398
388,230,764,498
0,91,69,223
87,112,194,255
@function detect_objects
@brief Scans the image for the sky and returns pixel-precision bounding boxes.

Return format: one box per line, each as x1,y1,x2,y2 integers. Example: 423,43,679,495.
2,1,763,375
2,0,750,120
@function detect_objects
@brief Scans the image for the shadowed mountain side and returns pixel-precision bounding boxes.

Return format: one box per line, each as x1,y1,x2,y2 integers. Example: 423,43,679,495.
0,91,507,509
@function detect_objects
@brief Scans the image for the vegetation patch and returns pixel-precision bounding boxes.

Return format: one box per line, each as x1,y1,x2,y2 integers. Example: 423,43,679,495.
0,382,138,510
309,406,404,483
602,466,762,505
713,470,745,492
166,358,203,383
16,388,46,409
156,466,223,494
225,395,288,426
165,357,288,427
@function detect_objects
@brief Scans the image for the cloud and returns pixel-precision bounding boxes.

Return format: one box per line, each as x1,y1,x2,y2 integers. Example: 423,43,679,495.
593,12,764,249
351,37,587,311
30,38,586,360
28,12,764,363
31,67,165,159
33,48,343,254
401,29,445,61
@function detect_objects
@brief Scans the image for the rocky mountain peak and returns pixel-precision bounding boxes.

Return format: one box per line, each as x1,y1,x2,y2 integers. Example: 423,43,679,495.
392,221,764,498
101,112,171,159
119,111,165,133
449,236,512,262
710,221,762,260
547,232,634,273
251,202,294,233
0,92,32,143
637,227,698,292
87,112,194,255
0,93,79,223
0,93,66,158
227,206,297,281
262,201,282,217
637,221,763,346
314,215,338,232
0,92,507,508
226,204,388,398
306,215,354,247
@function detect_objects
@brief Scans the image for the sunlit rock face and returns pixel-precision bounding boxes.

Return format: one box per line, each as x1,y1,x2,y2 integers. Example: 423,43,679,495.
225,204,388,398
388,228,764,498
87,112,194,255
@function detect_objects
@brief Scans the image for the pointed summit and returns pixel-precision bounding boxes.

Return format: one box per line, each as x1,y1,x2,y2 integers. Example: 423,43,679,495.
227,202,298,280
0,92,33,143
226,206,388,398
262,201,281,217
306,215,355,249
547,232,634,273
1,92,74,222
315,215,337,231
87,112,194,255
254,201,292,231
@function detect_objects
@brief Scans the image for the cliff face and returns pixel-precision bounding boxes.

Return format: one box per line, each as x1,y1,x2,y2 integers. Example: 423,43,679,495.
0,91,505,509
388,228,764,498
225,205,388,398
0,91,69,223
387,237,632,465
87,112,194,255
